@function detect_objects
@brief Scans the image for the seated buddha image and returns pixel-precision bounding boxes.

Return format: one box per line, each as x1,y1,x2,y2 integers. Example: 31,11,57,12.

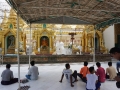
41,37,49,50
7,35,15,49
42,39,48,46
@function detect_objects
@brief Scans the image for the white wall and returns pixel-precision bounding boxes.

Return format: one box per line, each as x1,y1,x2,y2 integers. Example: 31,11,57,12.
103,25,115,51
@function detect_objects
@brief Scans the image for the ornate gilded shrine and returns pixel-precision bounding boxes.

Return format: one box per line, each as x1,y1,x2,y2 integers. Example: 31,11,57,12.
32,24,108,54
0,9,108,55
32,24,55,54
0,9,26,55
81,25,108,54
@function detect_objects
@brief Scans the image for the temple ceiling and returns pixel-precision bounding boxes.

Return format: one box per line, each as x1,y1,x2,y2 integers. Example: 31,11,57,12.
5,0,120,24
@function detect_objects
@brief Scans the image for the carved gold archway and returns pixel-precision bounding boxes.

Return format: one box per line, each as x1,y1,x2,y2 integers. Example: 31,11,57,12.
33,28,55,54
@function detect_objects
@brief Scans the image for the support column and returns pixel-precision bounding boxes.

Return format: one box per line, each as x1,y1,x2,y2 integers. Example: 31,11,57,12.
17,8,20,89
29,23,32,68
93,28,96,64
15,36,17,54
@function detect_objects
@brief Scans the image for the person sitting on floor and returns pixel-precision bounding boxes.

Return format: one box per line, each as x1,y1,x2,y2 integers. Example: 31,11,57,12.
95,62,106,83
116,60,120,75
1,64,18,85
77,61,89,83
26,61,39,80
59,63,78,87
86,67,101,90
106,62,117,81
109,47,120,88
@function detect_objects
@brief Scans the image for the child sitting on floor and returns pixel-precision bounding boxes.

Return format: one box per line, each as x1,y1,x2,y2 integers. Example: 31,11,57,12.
59,63,78,87
86,67,101,90
77,61,89,83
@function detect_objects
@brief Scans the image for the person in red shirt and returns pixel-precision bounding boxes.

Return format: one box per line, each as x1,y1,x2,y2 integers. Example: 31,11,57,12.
95,62,106,83
77,62,89,82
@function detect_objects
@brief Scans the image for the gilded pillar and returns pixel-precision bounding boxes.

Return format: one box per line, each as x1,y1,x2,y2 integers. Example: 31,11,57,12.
52,36,54,49
85,37,87,47
23,36,25,52
2,36,4,54
53,36,56,50
101,39,104,46
49,36,51,52
25,36,26,52
19,32,22,41
15,36,16,48
99,38,101,46
23,35,26,52
23,35,24,49
50,36,52,49
92,37,93,47
82,38,84,52
35,34,37,50
38,35,40,49
85,35,88,52
15,36,17,54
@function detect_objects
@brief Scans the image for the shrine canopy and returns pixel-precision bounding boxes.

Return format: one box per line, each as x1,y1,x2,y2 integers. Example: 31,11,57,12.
6,0,120,28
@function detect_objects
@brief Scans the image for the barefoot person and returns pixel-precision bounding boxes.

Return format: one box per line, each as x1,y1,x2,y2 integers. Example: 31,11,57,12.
59,63,78,87
96,62,106,83
109,47,120,82
1,64,18,85
77,61,89,83
86,67,101,90
106,62,117,81
26,61,39,80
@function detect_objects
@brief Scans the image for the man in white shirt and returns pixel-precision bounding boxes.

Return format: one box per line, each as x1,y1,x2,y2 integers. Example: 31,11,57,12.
59,63,78,87
86,67,101,90
1,64,18,85
26,61,39,80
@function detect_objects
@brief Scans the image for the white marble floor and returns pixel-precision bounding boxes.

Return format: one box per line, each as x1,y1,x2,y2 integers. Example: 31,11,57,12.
0,62,119,90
